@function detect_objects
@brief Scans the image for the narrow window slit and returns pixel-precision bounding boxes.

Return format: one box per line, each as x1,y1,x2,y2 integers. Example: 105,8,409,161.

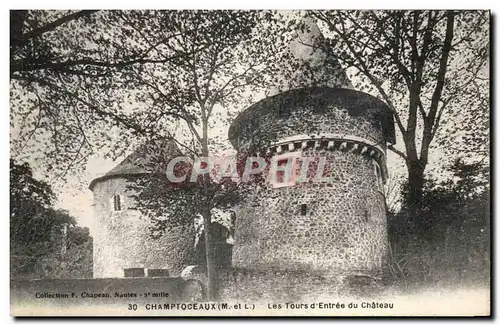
300,204,307,216
114,195,122,211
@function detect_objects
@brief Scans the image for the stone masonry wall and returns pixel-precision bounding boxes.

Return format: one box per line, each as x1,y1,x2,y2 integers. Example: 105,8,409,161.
219,269,346,302
92,177,194,278
229,88,393,154
232,150,388,276
230,91,390,277
274,107,384,147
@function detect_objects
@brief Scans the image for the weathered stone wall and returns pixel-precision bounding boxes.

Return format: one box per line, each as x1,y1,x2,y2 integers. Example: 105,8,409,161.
92,177,195,278
230,87,390,278
219,269,345,302
232,150,388,276
229,87,395,153
238,105,385,153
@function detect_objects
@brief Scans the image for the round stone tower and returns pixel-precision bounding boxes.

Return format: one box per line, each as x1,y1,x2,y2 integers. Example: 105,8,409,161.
228,19,395,277
89,140,195,278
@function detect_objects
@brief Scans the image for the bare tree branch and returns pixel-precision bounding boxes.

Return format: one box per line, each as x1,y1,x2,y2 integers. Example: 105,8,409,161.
11,10,99,47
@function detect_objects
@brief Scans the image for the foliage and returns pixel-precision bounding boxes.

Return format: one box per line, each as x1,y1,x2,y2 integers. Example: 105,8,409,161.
10,159,92,279
10,10,287,178
34,226,93,279
311,10,489,217
387,158,489,285
128,174,242,238
10,158,55,215
11,10,132,178
10,159,72,254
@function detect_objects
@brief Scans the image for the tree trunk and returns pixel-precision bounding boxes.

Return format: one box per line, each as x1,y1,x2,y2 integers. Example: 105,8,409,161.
405,160,426,231
200,120,218,300
201,209,218,300
10,10,28,48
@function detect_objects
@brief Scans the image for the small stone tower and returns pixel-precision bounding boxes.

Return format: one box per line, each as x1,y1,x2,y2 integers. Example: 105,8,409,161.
89,139,194,278
228,19,395,277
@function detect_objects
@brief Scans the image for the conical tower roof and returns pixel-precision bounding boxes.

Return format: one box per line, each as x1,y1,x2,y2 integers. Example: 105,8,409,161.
89,138,182,190
229,16,396,149
270,16,353,95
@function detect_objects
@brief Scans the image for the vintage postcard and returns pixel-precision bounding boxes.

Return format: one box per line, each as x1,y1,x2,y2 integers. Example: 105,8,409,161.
9,9,490,316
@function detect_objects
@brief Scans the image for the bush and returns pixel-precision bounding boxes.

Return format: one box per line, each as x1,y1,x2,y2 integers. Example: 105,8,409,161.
387,159,489,286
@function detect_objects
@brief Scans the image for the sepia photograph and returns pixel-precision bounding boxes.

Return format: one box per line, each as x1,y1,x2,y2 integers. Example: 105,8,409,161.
8,9,490,317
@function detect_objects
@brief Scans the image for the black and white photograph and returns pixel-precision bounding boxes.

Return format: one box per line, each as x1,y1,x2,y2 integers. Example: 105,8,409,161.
8,9,491,316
